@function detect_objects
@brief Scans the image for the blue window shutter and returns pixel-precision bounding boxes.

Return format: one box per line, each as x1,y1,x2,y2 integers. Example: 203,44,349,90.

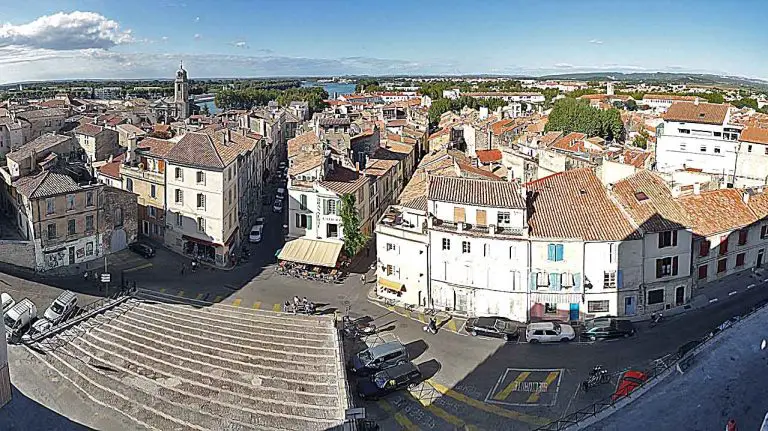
556,244,564,261
549,273,560,291
617,270,623,289
574,272,581,291
547,244,555,261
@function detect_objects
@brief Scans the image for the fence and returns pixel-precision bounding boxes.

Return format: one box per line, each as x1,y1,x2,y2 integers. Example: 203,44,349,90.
534,299,768,430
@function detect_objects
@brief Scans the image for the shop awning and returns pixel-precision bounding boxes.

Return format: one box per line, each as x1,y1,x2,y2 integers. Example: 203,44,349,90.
378,277,404,292
530,292,582,304
277,238,343,267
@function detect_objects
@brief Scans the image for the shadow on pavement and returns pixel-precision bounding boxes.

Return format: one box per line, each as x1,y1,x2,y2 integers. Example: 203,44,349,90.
416,359,442,381
405,340,428,361
0,384,91,431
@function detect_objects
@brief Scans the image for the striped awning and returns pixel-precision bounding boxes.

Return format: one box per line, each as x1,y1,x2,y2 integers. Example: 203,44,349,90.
530,292,582,304
277,238,343,267
378,277,404,292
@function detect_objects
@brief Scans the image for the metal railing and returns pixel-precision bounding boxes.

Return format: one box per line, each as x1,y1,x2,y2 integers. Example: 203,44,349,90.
535,299,768,430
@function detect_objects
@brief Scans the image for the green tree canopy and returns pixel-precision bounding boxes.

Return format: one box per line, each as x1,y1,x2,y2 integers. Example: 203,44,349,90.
544,97,625,141
215,86,328,113
340,194,368,257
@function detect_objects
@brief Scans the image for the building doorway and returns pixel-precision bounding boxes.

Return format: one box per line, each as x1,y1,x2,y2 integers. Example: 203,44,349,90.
569,303,579,321
675,286,685,306
758,249,764,267
624,296,636,315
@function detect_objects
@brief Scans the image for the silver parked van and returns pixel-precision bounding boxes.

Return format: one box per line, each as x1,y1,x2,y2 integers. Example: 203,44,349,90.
348,341,408,376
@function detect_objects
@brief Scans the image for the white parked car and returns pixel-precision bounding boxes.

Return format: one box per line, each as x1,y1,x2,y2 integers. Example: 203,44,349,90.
275,187,286,201
525,322,576,343
249,225,263,243
1,292,15,315
273,199,284,213
44,290,77,324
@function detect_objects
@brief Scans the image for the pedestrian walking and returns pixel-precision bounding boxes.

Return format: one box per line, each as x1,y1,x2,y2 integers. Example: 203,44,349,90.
726,419,737,431
180,263,186,275
360,273,366,284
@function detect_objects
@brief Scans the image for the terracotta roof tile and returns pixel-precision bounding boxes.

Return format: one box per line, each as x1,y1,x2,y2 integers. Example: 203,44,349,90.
611,170,690,233
73,123,105,137
455,162,503,180
475,149,502,164
746,190,768,219
288,152,324,176
663,102,728,125
288,131,321,158
137,137,175,158
428,176,524,208
97,153,126,179
526,169,641,241
676,189,757,237
643,94,698,102
318,166,369,195
539,131,563,147
740,126,768,145
490,119,515,136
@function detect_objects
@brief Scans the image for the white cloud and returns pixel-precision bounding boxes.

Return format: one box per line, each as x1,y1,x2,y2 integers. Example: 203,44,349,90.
233,41,248,48
194,16,200,22
0,11,133,50
589,39,603,45
553,63,575,69
193,33,201,40
161,36,169,41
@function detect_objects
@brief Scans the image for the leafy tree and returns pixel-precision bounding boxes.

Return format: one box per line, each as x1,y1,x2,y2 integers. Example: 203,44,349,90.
544,97,624,141
355,79,383,93
733,98,759,110
340,194,368,257
625,99,638,111
700,92,725,104
633,130,649,149
200,104,210,115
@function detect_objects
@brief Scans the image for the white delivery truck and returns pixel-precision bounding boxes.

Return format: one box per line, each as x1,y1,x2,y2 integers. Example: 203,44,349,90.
4,298,37,342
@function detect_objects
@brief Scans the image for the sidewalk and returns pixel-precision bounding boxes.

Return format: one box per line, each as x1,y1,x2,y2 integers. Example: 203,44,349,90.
365,285,467,335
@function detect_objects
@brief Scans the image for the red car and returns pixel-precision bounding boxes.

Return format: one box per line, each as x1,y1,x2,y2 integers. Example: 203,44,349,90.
612,370,648,402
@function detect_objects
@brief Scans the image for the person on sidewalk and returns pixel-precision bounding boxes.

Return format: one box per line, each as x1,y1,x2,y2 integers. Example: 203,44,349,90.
360,273,366,284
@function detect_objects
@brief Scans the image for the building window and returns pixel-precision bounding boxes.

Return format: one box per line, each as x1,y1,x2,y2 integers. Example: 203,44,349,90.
747,144,752,152
738,229,748,246
176,212,183,226
442,238,450,251
609,243,615,263
509,246,516,259
736,253,745,267
197,217,205,232
483,244,489,257
719,237,728,255
678,129,690,134
46,198,55,215
85,215,94,231
587,300,610,313
126,178,133,192
67,219,76,235
175,167,183,180
698,264,707,280
655,256,678,278
300,194,308,211
603,271,617,288
536,272,549,287
658,230,678,248
647,289,664,305
196,193,206,209
497,212,511,225
148,206,156,218
47,223,56,239
547,243,564,261
295,213,312,229
544,303,557,314
765,147,768,155
717,258,727,273
228,189,232,206
327,199,337,215
700,240,710,257
86,242,93,256
762,225,768,239
462,241,471,254
175,189,183,204
86,191,94,207
385,265,394,276
680,143,686,151
150,184,156,198
386,243,397,252
196,171,205,184
66,194,75,211
327,223,338,238
714,146,721,154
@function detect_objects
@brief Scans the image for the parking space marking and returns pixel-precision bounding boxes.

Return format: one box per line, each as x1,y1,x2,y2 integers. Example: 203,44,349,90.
447,319,458,332
232,298,242,307
728,291,738,296
214,295,224,303
377,399,421,431
485,368,563,407
526,371,560,403
427,379,550,425
272,303,282,312
123,263,153,273
418,313,425,323
252,301,261,310
493,371,530,401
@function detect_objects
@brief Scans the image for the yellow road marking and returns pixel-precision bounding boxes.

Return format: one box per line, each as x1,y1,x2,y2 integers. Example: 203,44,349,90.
386,305,395,312
195,293,204,300
418,313,425,323
232,298,242,307
494,371,530,401
447,319,458,332
177,291,185,298
377,400,420,431
272,303,282,312
404,309,411,319
123,263,153,273
159,288,166,294
527,371,560,403
412,391,481,431
214,295,223,303
252,301,261,309
427,379,550,425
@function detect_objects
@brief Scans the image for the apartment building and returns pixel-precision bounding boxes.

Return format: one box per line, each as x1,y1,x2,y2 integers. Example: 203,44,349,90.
0,117,29,158
655,101,742,183
73,123,119,163
734,126,768,187
14,108,69,140
163,128,258,266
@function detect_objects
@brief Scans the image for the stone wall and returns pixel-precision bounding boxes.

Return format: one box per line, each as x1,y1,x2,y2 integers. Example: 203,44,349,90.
0,240,36,269
101,186,138,253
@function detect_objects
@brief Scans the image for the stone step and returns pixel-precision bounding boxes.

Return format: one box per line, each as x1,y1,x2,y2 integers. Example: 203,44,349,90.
34,343,206,431
63,336,338,430
123,304,335,353
135,301,336,341
92,314,337,376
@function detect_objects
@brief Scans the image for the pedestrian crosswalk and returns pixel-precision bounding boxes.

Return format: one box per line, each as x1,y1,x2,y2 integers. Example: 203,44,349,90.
149,288,291,312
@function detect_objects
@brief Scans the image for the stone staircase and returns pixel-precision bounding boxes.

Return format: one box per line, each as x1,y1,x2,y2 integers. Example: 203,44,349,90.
25,296,348,431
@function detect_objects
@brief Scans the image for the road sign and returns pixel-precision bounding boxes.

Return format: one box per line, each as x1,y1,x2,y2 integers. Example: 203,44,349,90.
100,273,111,283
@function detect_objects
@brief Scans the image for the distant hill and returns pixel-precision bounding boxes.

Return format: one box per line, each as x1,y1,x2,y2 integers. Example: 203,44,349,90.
537,72,768,90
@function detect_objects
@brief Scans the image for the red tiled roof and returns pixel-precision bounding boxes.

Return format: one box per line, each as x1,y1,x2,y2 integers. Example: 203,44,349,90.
526,168,641,241
428,176,525,208
428,128,451,140
747,190,768,219
318,166,369,195
73,123,104,137
663,102,728,125
137,137,175,157
550,132,588,153
611,170,690,233
620,149,651,169
740,126,768,145
97,153,126,179
676,189,757,237
456,162,502,180
476,149,502,164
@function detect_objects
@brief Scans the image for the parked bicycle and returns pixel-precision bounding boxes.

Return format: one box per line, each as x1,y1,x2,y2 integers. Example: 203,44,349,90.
582,365,611,392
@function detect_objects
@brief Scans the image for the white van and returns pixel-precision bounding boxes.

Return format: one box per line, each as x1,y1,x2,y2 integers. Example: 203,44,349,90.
1,292,15,315
44,290,77,324
4,298,37,341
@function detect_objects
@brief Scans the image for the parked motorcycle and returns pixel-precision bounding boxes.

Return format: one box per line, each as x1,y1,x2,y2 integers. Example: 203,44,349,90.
649,312,664,328
423,318,438,334
342,316,377,338
582,365,611,392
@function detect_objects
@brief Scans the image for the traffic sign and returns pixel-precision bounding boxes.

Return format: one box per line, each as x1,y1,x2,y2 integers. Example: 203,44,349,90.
100,273,111,283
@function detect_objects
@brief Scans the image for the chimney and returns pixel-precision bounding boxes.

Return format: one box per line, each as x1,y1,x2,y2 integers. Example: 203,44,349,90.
488,224,496,236
126,134,137,164
694,97,700,106
693,183,701,195
743,191,751,204
225,128,231,143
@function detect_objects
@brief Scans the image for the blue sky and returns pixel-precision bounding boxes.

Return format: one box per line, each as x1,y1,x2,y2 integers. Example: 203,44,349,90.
0,0,766,83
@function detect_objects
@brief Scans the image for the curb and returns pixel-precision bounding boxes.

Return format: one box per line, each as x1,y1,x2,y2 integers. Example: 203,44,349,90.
365,288,466,336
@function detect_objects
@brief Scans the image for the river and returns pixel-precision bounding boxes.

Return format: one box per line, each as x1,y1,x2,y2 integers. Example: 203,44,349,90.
196,81,356,114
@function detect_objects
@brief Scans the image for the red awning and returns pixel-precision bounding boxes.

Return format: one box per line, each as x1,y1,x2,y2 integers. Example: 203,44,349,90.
182,235,220,248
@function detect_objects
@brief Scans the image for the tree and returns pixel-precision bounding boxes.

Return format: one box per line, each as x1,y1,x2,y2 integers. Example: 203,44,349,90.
200,104,210,115
625,99,638,111
733,98,758,110
355,79,383,93
340,194,368,257
544,97,624,141
633,130,649,149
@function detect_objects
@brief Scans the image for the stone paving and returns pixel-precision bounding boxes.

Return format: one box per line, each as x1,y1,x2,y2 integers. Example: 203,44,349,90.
23,292,349,431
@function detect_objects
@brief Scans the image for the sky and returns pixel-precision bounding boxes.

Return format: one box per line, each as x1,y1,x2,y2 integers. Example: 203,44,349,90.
0,0,767,84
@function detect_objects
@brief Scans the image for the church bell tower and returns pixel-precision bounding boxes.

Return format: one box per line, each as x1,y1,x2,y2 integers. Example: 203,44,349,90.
174,61,190,119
